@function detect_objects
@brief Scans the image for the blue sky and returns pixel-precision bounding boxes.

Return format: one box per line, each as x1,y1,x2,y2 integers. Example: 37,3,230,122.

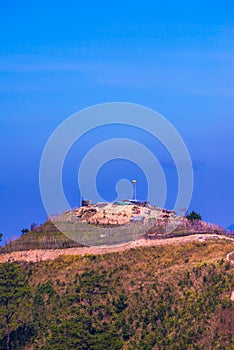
0,1,234,242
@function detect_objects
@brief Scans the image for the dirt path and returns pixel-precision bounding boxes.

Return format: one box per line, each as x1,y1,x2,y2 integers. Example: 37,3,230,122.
0,234,233,264
226,251,234,264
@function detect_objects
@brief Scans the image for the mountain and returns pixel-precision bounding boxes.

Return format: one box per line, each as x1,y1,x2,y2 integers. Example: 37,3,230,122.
0,202,233,349
0,239,233,349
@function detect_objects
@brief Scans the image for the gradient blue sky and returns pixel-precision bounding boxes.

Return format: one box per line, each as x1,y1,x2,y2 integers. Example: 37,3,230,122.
1,1,234,242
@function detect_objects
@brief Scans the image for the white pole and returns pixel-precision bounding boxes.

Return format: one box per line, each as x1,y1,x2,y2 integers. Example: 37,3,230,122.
132,180,137,201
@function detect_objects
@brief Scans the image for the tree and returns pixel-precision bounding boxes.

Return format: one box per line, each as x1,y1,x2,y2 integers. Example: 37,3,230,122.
0,233,2,242
0,263,30,350
186,210,202,221
21,228,29,235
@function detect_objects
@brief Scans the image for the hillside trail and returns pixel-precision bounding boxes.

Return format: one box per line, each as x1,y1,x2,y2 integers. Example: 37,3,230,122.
0,234,234,264
226,250,234,264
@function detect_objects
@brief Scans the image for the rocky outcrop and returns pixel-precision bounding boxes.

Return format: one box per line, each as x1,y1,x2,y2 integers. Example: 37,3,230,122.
52,203,225,238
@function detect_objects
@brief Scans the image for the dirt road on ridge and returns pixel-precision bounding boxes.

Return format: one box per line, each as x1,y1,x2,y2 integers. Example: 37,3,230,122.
0,234,234,263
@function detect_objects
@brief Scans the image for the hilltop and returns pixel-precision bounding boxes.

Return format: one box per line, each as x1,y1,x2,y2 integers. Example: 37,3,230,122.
1,201,227,254
0,201,225,253
0,201,232,267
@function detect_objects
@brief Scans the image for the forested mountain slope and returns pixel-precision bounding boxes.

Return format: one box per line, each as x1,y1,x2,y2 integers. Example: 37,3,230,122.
0,240,233,350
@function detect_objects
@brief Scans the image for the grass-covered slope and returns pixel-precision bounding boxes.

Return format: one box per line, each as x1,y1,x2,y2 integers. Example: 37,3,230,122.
0,241,233,349
0,221,82,253
0,216,227,254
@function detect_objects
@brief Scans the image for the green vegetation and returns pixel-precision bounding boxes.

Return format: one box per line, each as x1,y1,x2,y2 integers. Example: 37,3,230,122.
0,241,233,349
0,219,154,252
0,222,82,253
186,210,202,221
21,229,29,235
0,263,30,350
